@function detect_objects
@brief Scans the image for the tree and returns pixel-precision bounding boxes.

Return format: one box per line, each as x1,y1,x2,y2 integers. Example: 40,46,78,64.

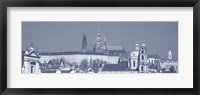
81,59,88,67
161,68,166,73
93,61,99,73
169,65,175,73
148,63,160,72
149,63,154,69
89,58,93,67
80,59,89,72
47,61,53,69
70,62,77,70
92,59,103,73
60,57,71,69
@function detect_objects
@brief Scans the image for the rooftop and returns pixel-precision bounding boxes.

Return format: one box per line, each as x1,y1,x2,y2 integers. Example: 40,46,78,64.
102,63,128,71
40,51,108,56
148,54,160,59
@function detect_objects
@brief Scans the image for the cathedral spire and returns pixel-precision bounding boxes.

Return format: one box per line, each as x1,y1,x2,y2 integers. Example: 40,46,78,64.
97,25,100,36
98,25,100,32
82,34,87,53
103,36,107,51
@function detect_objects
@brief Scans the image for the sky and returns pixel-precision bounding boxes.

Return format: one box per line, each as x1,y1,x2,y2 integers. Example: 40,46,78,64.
22,22,178,59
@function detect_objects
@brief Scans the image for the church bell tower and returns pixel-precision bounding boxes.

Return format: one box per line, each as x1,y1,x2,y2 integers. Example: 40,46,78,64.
139,43,148,73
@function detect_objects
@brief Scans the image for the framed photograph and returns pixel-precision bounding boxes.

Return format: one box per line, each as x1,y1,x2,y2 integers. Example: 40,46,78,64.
0,0,200,95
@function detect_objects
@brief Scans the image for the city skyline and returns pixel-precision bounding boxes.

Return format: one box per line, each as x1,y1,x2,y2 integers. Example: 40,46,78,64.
22,22,178,59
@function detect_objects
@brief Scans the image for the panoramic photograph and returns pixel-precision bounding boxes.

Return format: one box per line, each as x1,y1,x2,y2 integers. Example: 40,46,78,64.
21,22,178,74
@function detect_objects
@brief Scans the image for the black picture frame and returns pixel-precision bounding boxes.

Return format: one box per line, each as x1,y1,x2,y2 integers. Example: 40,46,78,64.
0,0,200,95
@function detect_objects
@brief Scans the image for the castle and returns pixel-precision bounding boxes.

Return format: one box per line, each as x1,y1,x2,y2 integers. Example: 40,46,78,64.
22,26,178,74
22,27,126,74
81,26,126,56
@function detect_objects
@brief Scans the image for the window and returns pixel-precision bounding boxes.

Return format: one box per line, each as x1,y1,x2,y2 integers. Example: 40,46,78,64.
30,62,36,65
141,66,144,71
31,66,33,73
133,61,135,67
142,55,144,60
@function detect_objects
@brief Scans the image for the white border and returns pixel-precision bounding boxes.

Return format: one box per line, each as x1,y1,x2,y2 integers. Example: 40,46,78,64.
7,7,193,88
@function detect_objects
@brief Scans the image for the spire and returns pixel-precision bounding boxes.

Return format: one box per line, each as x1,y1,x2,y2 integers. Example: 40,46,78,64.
26,46,28,51
141,43,146,47
168,50,173,60
82,34,87,52
97,25,100,36
31,41,34,48
30,42,34,51
25,46,29,54
103,36,107,50
36,48,38,52
141,42,147,51
135,43,140,51
98,25,100,32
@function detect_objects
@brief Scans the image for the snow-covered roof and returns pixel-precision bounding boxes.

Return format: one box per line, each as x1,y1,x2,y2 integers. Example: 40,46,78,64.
24,50,40,58
102,63,128,71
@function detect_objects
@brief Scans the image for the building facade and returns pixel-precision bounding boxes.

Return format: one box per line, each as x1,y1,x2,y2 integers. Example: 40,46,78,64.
129,43,149,73
22,43,41,74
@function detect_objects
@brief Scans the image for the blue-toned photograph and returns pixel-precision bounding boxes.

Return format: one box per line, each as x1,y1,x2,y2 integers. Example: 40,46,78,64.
22,22,178,74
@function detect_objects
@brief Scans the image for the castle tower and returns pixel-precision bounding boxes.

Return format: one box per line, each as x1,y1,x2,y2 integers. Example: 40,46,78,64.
82,34,87,53
139,43,148,73
95,26,103,53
